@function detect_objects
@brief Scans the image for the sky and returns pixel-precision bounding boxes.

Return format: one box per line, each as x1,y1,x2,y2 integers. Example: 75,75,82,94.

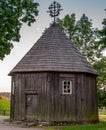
0,0,106,92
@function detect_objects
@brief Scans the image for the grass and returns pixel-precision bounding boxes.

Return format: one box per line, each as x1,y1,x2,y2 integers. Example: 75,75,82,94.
0,96,10,115
55,122,106,130
45,122,106,130
44,114,106,130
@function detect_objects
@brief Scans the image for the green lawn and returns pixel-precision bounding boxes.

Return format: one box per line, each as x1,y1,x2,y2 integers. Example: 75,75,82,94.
46,122,106,130
45,114,106,130
0,99,10,115
55,122,106,130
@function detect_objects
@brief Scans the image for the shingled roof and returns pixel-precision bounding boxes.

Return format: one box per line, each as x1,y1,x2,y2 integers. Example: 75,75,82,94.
9,23,98,75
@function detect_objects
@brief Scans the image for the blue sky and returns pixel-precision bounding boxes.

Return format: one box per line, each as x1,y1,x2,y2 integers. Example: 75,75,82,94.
0,0,106,92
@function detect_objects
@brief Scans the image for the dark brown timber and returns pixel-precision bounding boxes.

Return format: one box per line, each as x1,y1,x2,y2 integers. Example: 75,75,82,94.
9,23,99,124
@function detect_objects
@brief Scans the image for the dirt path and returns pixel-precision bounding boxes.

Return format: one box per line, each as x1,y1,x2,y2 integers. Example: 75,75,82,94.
0,116,44,130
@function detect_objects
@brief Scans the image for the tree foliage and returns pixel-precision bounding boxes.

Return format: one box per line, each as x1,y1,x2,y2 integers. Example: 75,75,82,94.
93,56,106,108
97,89,106,108
57,14,102,63
0,0,39,60
93,56,106,88
97,10,106,53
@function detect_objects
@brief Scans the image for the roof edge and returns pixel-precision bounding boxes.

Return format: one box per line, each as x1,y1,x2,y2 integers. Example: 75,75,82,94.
9,70,98,76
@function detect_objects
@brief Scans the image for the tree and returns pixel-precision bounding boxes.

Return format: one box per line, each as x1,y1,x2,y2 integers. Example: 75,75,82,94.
93,8,106,88
97,89,106,108
93,56,106,108
0,0,39,60
96,10,106,55
57,14,101,63
93,56,106,88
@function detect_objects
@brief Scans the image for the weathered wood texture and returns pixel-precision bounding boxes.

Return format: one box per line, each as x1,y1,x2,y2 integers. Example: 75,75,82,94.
9,23,98,124
9,24,98,76
11,72,98,123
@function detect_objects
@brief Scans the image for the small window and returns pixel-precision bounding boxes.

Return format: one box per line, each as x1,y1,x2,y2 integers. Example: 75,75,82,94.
62,81,72,94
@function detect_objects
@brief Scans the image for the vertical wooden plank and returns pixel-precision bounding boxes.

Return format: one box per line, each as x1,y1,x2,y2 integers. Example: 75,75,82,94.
10,76,14,120
11,72,98,123
21,74,25,120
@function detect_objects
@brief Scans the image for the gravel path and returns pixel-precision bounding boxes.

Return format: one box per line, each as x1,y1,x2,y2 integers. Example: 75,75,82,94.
0,116,44,130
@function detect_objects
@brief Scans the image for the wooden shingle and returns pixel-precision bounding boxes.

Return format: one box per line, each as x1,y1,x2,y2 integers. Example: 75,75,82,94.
9,23,98,75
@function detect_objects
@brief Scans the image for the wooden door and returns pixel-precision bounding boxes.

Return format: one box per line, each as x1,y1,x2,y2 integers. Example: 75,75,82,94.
26,94,38,120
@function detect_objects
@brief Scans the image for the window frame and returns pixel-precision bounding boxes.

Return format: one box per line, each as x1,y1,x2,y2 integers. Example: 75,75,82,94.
62,80,72,94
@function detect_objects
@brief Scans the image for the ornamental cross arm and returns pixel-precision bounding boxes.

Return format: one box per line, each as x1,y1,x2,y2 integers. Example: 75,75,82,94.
47,1,63,23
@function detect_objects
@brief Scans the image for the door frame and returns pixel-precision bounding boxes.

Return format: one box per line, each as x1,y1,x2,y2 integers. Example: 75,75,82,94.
25,91,39,120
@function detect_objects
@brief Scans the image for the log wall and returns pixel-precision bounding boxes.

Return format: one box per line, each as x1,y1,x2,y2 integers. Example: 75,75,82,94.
10,72,98,123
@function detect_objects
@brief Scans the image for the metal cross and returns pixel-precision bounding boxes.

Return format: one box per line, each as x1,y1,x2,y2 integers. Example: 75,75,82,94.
47,1,63,23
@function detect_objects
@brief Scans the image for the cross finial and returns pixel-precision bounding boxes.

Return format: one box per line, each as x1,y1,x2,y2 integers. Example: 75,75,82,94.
47,1,63,23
